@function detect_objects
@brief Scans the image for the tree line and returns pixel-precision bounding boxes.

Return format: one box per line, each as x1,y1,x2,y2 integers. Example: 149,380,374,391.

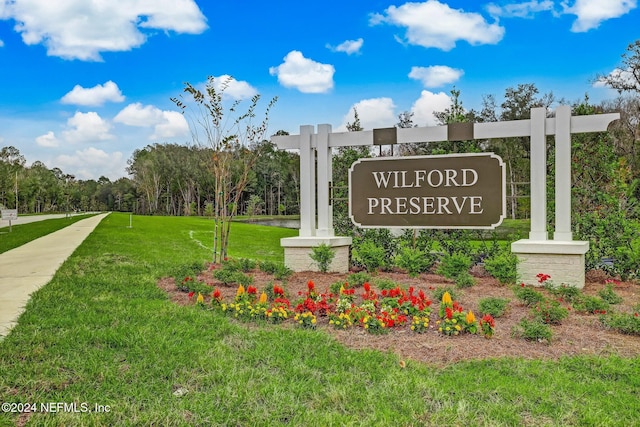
1,41,638,228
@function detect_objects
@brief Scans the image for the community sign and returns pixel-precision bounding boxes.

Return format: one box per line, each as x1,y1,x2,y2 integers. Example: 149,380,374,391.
349,153,506,229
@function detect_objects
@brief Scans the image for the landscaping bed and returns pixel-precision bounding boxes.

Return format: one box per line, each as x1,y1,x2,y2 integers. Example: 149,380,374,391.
159,265,640,366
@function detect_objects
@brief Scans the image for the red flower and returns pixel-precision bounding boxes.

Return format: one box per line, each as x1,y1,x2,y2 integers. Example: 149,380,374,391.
521,283,525,287
307,281,315,292
481,314,495,327
536,273,551,284
247,286,257,295
273,285,285,296
212,288,221,300
445,307,453,319
188,291,195,299
364,282,371,293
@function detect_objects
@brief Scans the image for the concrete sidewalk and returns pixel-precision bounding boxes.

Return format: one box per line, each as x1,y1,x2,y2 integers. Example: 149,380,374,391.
0,213,110,337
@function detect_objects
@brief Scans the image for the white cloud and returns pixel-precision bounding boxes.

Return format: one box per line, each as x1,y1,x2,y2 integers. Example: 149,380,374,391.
152,111,190,140
327,38,364,55
0,39,4,47
114,103,189,140
35,131,59,147
269,50,335,94
0,0,207,61
562,0,637,32
410,90,451,127
593,67,640,90
337,98,396,131
62,112,114,143
486,0,555,18
409,66,464,88
212,75,258,100
61,81,125,106
55,147,126,180
371,0,504,51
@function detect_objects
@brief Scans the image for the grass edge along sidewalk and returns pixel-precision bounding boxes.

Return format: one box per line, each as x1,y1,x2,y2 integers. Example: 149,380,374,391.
0,213,110,337
0,213,638,426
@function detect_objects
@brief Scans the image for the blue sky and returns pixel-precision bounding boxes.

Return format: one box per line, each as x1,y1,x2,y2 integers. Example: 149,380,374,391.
0,0,638,180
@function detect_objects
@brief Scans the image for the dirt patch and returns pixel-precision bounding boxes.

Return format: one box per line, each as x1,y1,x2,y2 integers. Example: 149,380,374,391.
158,266,640,366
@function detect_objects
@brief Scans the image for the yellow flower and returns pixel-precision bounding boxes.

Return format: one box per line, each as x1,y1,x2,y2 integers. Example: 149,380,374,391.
442,291,452,305
259,292,268,304
466,310,476,324
236,285,245,297
197,293,204,304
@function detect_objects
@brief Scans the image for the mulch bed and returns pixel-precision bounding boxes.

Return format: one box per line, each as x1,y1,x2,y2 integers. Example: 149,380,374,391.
158,266,640,366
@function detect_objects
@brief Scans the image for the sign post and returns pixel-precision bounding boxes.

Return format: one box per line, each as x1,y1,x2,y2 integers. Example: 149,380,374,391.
1,209,18,232
272,106,619,286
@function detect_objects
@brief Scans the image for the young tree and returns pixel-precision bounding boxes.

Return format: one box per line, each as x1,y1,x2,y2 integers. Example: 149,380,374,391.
172,76,277,262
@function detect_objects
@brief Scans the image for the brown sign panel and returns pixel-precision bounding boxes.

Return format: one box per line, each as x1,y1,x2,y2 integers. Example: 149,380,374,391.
349,153,505,229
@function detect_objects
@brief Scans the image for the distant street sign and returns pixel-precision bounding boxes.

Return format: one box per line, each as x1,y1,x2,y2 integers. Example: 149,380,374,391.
349,153,506,229
1,209,18,221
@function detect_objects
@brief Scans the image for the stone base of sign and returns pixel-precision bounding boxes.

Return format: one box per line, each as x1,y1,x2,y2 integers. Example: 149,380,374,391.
281,236,352,273
511,240,589,288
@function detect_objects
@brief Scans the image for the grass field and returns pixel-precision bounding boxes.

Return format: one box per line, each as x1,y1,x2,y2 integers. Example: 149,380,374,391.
0,214,96,254
0,213,638,426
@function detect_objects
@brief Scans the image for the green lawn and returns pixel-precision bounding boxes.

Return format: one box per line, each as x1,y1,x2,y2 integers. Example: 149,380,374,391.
0,214,96,254
0,213,637,425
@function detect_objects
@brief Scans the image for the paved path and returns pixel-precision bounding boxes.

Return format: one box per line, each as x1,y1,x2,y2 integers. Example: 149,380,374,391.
0,213,110,337
0,212,98,229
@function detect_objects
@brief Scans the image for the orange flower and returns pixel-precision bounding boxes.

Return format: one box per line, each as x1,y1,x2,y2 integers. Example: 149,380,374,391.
259,292,268,304
236,285,245,297
442,291,452,306
466,310,476,324
196,293,204,304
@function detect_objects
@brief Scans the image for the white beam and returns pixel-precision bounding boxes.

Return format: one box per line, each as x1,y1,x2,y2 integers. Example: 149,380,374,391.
529,107,548,240
554,105,572,241
316,124,333,237
298,125,315,237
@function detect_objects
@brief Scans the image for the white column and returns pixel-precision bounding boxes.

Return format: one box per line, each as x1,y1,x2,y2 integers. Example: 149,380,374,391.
316,124,334,236
299,125,315,237
554,105,572,241
529,107,548,240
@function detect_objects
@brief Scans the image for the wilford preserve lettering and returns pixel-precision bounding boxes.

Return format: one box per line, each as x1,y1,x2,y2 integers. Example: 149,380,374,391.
349,153,506,229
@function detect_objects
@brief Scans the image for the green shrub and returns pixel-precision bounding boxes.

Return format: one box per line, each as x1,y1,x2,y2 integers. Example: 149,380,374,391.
372,277,400,291
273,264,293,281
309,243,335,273
353,240,387,272
436,252,472,279
531,300,569,325
574,210,640,280
433,230,474,256
394,246,435,277
432,286,458,303
346,272,371,287
512,318,552,343
600,311,640,335
455,271,475,288
512,284,545,307
544,282,581,302
174,261,204,281
598,284,623,305
478,297,510,318
483,251,518,284
213,268,253,286
237,257,257,272
573,295,609,314
258,260,278,274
